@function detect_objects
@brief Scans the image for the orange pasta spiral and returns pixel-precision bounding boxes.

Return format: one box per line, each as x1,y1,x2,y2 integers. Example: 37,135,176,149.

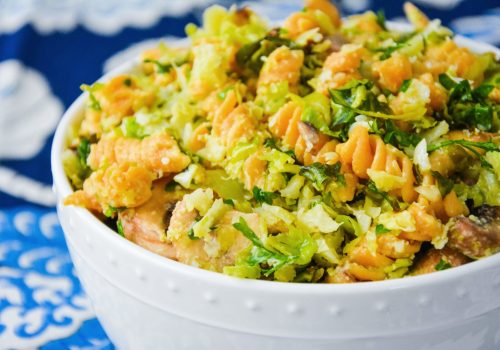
336,124,417,203
268,101,337,164
212,90,256,147
330,202,444,282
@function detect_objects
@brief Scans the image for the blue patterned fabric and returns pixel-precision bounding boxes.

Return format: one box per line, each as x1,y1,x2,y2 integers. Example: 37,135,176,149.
0,1,498,348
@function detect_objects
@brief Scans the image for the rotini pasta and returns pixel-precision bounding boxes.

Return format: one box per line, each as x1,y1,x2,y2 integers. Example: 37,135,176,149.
63,1,500,284
336,124,417,203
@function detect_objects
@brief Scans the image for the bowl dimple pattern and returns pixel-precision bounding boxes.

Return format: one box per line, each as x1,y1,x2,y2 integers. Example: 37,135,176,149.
286,303,302,315
374,301,388,312
456,287,468,298
328,305,342,316
166,281,179,293
204,292,217,304
107,253,117,266
417,295,430,307
245,300,259,312
135,267,146,281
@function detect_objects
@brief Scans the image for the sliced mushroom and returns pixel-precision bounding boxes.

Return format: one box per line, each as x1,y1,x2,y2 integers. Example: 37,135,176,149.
447,205,500,259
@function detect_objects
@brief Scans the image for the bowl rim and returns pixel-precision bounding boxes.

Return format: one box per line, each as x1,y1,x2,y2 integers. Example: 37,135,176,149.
51,23,500,295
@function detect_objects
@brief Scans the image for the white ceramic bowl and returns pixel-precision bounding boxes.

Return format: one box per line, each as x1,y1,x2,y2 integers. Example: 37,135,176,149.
51,28,500,350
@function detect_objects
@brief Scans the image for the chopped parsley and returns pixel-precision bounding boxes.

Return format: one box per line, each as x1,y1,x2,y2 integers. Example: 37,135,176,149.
329,80,394,140
375,9,387,30
223,198,235,207
427,139,499,169
435,258,452,271
366,180,400,210
188,216,202,240
77,138,91,169
236,34,295,74
117,220,125,237
252,186,277,205
263,138,297,159
375,224,391,235
233,217,292,276
164,181,177,192
431,171,454,196
80,84,102,111
104,205,125,218
400,79,412,92
438,73,496,131
300,162,345,190
143,59,174,73
382,120,422,148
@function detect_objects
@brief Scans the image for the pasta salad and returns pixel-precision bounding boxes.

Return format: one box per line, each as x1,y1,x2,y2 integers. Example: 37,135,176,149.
63,1,500,283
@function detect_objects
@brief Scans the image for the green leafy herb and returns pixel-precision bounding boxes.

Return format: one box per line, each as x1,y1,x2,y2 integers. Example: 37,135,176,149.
81,84,102,111
187,216,202,240
329,80,401,140
117,220,125,237
104,205,125,218
431,171,454,196
124,78,132,87
217,86,234,100
188,228,200,240
382,120,422,148
366,180,400,210
164,181,177,192
252,186,278,205
300,162,345,190
400,79,412,92
438,73,496,131
375,224,391,234
374,33,414,60
77,138,91,169
233,217,292,276
428,139,500,169
264,138,277,148
236,35,295,74
263,138,296,160
435,258,452,271
144,59,174,73
223,198,235,206
375,9,387,30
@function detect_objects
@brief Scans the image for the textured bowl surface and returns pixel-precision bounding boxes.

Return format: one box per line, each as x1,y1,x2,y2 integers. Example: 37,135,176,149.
51,25,500,350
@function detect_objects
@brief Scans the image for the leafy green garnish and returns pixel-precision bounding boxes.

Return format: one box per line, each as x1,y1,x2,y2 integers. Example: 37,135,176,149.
431,171,454,196
164,181,177,192
223,198,235,207
374,32,415,60
124,78,132,87
435,258,452,271
252,186,277,205
233,217,292,276
81,84,102,111
329,80,392,140
117,220,125,237
104,205,125,218
428,139,500,169
188,228,200,240
400,79,412,92
366,180,400,210
187,216,202,240
382,120,422,148
236,35,295,74
263,138,296,160
77,138,91,170
300,162,345,190
144,59,174,73
375,224,390,235
375,10,387,31
438,73,496,131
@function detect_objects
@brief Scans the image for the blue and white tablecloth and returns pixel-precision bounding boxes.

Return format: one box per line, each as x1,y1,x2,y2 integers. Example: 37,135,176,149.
0,0,498,348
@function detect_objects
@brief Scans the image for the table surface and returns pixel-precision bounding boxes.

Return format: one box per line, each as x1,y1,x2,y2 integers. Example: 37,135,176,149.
1,0,499,348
